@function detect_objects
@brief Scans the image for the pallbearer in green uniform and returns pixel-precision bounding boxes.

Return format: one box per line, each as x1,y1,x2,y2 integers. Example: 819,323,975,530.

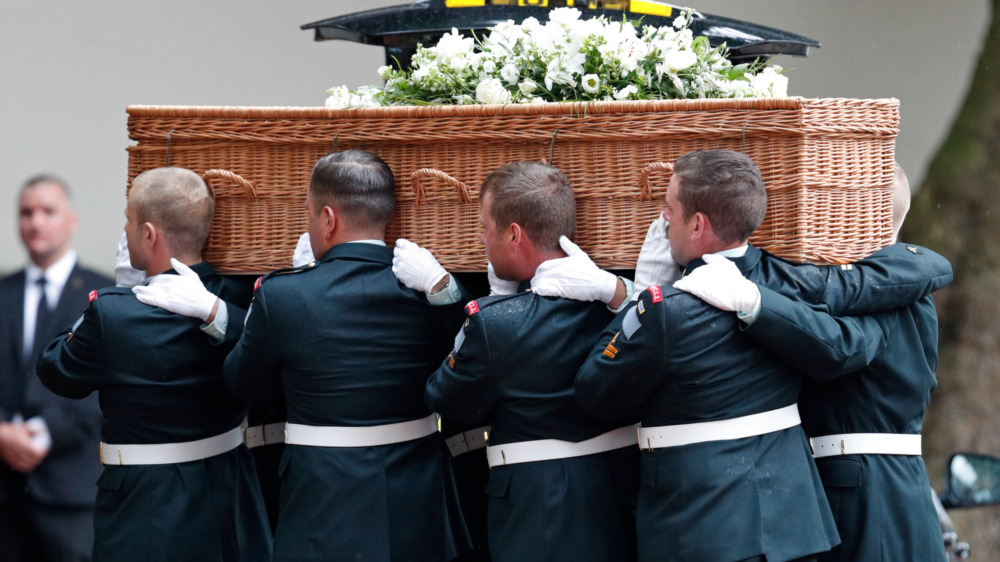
574,150,952,562
223,151,470,562
396,162,640,562
36,167,272,562
676,164,949,561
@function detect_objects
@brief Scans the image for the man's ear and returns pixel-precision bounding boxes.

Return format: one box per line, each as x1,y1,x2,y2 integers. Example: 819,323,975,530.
321,205,338,240
508,222,524,249
691,212,711,241
142,222,157,246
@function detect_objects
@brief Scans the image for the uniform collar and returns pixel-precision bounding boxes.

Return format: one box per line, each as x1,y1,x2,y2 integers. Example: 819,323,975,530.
320,241,392,264
145,261,216,284
684,244,762,276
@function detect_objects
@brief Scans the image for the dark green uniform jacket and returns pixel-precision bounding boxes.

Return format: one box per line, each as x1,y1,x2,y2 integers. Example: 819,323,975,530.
575,243,951,562
426,290,639,562
35,262,272,562
739,243,952,562
224,242,470,562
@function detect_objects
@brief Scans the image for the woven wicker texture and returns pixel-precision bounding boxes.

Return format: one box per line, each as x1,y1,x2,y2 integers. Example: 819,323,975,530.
126,98,898,274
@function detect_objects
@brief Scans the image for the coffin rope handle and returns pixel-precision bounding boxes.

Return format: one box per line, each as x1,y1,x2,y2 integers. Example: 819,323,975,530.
410,168,473,206
201,169,259,202
638,162,674,202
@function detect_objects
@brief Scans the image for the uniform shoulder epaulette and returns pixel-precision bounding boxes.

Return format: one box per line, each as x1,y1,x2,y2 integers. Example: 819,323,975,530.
95,286,133,299
257,262,321,288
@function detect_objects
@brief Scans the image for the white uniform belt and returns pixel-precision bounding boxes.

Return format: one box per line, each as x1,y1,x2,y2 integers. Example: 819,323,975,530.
444,426,490,458
100,426,243,466
244,422,286,449
810,433,922,458
638,404,801,450
285,413,438,447
486,424,637,468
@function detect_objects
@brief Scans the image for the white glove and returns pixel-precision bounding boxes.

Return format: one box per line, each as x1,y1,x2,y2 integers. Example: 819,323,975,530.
132,258,220,321
531,236,618,303
488,262,519,296
392,238,449,294
672,253,761,313
292,232,315,267
633,214,680,297
114,231,146,288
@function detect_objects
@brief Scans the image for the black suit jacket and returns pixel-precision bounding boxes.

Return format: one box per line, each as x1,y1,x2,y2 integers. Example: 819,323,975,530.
0,262,111,507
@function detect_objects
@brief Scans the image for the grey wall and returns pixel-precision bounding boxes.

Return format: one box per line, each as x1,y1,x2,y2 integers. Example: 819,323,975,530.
0,1,989,275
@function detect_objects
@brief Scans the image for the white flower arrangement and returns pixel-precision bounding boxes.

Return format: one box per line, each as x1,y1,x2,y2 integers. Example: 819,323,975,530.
325,8,787,108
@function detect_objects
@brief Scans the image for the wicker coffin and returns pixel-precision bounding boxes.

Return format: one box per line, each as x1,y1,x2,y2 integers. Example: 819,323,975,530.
126,98,898,274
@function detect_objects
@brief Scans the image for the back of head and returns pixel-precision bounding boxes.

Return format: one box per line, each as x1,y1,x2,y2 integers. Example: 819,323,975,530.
892,162,911,240
480,162,575,251
130,167,214,258
309,150,395,229
674,150,766,244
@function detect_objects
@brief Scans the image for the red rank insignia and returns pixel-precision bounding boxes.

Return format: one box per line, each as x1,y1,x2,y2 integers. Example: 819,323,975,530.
465,301,480,316
253,277,262,292
88,290,97,302
647,285,662,303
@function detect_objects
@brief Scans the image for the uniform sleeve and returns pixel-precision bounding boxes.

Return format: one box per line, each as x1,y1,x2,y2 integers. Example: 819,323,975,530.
35,299,109,399
223,285,282,405
821,242,953,316
425,307,500,427
574,290,665,422
742,285,887,380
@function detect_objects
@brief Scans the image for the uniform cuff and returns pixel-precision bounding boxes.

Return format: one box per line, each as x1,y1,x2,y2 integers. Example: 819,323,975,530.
200,303,229,342
427,274,462,306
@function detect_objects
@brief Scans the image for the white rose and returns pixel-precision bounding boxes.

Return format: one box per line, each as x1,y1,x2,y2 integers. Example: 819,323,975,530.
501,64,520,84
581,74,601,94
476,78,512,104
664,50,697,73
519,79,538,96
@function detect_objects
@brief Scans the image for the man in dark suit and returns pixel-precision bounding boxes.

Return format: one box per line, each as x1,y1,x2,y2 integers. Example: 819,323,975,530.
35,167,272,561
0,175,110,562
392,162,639,562
573,150,951,562
676,163,949,561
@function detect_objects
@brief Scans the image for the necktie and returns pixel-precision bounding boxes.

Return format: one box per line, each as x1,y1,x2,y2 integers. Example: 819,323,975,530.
32,276,52,360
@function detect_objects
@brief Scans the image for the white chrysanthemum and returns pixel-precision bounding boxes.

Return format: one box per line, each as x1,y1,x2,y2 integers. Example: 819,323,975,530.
519,80,538,95
582,74,601,94
476,78,512,104
501,64,520,84
614,85,639,100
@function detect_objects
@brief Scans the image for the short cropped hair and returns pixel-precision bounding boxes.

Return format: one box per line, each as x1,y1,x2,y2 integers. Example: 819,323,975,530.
309,150,395,228
130,167,214,257
673,150,767,244
21,174,72,201
480,162,576,251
